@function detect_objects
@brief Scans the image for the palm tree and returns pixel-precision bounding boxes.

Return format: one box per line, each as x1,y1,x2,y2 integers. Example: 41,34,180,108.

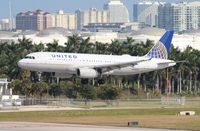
169,67,177,94
126,37,135,45
65,34,82,53
94,42,109,54
78,37,94,53
192,65,199,91
108,40,122,55
18,37,34,55
142,74,147,93
46,40,64,52
137,74,141,96
32,43,45,52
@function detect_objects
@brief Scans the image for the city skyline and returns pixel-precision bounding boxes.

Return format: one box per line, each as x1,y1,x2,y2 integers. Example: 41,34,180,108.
0,0,196,19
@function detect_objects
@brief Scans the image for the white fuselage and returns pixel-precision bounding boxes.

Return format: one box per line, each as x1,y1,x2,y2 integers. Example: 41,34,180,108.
18,52,176,76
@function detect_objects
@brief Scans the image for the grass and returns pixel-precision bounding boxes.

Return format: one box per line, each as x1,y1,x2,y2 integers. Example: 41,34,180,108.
0,108,200,130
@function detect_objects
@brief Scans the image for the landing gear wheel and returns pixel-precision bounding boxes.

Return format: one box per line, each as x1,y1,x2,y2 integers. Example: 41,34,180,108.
97,78,105,85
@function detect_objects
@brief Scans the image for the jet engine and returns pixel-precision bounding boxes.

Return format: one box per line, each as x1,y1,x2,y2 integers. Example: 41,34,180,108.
77,68,99,78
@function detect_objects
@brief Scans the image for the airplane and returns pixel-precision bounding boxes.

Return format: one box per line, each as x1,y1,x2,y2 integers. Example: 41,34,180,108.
18,31,176,84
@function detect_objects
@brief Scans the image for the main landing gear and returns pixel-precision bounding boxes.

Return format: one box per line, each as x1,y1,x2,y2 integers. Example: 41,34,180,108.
97,78,105,85
81,78,105,85
81,79,89,84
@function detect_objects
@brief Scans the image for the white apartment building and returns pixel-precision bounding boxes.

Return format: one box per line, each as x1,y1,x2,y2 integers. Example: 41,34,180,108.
133,1,163,27
53,10,77,30
0,19,15,31
76,8,108,30
0,19,10,31
104,0,129,23
158,1,200,32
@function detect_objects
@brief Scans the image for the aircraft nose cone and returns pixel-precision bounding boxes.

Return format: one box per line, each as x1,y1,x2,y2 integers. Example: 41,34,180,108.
17,60,22,68
17,59,25,68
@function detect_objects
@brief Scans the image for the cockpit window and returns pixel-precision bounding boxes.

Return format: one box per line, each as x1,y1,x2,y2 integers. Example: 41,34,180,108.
24,56,35,59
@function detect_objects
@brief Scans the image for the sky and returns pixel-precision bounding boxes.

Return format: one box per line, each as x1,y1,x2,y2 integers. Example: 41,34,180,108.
0,0,197,19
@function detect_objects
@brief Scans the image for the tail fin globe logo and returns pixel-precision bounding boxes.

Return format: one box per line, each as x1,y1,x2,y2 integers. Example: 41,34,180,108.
146,31,174,59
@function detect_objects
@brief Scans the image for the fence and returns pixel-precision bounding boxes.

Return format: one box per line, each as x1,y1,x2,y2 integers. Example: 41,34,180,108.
161,96,185,105
19,97,200,109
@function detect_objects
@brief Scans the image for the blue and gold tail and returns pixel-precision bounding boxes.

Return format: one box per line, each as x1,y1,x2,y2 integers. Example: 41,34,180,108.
146,31,174,59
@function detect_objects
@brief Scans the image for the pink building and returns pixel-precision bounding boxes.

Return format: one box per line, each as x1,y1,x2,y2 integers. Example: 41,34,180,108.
16,9,53,31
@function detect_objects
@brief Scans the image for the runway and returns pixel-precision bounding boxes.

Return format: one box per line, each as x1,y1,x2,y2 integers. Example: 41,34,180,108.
0,122,185,131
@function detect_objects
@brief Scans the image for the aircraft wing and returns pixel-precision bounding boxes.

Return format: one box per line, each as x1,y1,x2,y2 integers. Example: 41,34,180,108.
93,57,150,73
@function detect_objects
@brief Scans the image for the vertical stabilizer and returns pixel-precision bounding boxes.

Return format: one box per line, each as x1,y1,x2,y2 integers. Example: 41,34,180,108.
146,31,174,59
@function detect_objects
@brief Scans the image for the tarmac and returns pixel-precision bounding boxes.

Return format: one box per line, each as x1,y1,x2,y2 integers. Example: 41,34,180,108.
0,122,186,131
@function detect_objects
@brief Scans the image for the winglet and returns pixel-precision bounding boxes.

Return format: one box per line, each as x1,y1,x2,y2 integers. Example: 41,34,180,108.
146,31,174,59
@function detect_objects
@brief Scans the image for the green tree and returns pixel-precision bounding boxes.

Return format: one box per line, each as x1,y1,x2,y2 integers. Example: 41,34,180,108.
49,83,62,97
20,69,31,80
46,40,64,52
97,84,121,100
32,43,45,52
79,85,96,100
32,81,48,97
59,81,77,98
65,34,82,53
21,79,33,96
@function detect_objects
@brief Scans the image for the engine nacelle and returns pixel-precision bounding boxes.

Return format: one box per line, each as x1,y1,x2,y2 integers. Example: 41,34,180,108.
77,68,99,78
54,73,73,78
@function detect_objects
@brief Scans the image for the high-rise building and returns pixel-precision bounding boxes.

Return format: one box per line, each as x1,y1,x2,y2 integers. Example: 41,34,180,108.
104,0,129,23
158,3,173,31
158,2,200,32
76,8,108,30
133,0,163,27
67,13,77,30
54,10,68,28
53,10,77,30
16,10,53,31
0,19,10,31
